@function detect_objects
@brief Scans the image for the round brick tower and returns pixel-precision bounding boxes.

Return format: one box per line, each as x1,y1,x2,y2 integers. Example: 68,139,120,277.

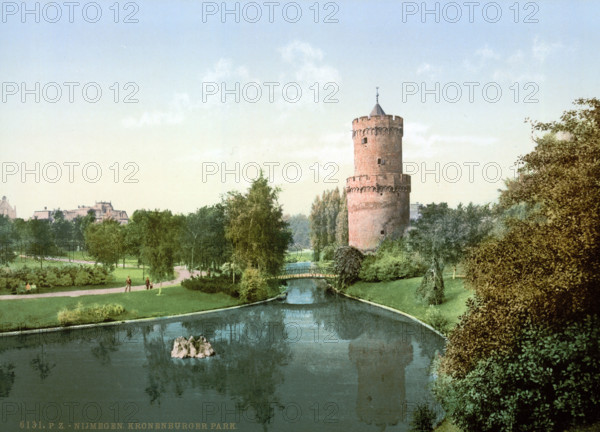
346,92,411,251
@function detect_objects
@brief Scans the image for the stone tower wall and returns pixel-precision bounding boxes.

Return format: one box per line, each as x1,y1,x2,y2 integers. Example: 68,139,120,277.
347,113,410,251
352,114,404,176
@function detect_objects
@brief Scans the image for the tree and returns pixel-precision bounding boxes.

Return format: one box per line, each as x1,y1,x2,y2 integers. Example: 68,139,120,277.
139,210,181,293
408,203,493,305
124,209,147,270
0,216,16,265
435,99,600,430
224,173,292,275
11,218,27,261
309,188,347,260
85,219,125,270
335,189,349,247
180,205,228,274
286,214,311,250
73,210,96,254
51,210,73,257
333,246,364,288
27,218,56,268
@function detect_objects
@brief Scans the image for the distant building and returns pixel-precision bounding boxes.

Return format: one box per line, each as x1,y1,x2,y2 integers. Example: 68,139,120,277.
0,196,17,219
33,201,128,224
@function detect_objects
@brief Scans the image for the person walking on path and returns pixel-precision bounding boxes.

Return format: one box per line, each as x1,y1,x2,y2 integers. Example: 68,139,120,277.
125,276,132,293
145,277,151,290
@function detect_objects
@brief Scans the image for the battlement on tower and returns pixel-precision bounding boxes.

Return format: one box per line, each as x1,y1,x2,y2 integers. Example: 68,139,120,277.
352,114,403,126
346,173,411,193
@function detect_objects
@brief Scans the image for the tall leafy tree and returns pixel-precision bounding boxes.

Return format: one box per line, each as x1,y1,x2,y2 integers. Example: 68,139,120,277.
180,205,228,273
335,189,349,247
0,215,16,265
73,210,96,254
51,210,73,256
11,218,27,261
27,218,56,268
309,188,347,260
408,203,493,304
140,210,181,288
224,173,292,275
435,98,600,431
286,214,311,250
85,219,125,270
124,209,147,269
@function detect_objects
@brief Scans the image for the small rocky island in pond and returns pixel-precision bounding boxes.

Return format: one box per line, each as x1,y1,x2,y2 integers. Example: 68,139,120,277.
171,336,215,359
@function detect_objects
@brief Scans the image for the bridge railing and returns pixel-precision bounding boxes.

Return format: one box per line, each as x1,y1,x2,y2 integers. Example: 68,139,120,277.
278,264,337,278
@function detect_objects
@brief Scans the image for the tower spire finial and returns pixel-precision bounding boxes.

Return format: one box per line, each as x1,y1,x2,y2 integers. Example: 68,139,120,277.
376,86,379,104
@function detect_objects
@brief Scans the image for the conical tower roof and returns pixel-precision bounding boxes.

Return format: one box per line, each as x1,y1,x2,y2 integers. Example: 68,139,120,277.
369,87,386,116
370,103,386,116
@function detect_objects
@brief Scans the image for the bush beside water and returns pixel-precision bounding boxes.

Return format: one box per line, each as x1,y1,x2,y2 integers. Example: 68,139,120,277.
58,303,125,326
181,275,239,298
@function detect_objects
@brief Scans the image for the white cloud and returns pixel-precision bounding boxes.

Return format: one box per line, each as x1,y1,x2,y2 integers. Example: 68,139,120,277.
462,38,561,85
122,92,191,128
416,63,442,80
122,42,340,128
404,122,499,158
532,36,562,62
279,40,324,63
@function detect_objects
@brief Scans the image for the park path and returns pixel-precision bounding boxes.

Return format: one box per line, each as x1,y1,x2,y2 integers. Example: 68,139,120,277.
0,262,199,300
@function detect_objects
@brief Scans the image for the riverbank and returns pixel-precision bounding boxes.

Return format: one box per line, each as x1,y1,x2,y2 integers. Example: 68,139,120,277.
345,273,472,332
0,286,244,332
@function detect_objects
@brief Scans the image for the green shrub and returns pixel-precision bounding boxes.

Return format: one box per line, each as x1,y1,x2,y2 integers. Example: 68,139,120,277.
320,245,335,261
181,275,239,298
359,240,428,282
433,315,600,432
1,265,110,290
416,259,445,305
425,306,449,335
45,270,60,288
410,402,436,432
334,246,364,288
57,273,73,287
74,269,91,286
239,268,269,302
58,302,125,325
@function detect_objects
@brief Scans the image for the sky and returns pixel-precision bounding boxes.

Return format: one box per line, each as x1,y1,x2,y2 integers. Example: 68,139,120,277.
1,0,598,219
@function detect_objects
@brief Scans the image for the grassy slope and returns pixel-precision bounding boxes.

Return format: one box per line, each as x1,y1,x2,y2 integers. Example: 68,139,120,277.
0,286,242,332
346,272,472,327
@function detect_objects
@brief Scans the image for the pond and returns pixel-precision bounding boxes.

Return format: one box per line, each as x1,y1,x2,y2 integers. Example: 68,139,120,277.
0,278,445,431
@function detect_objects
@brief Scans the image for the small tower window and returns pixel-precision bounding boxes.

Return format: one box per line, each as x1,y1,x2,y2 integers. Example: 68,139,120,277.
377,158,381,165
362,137,368,144
380,230,385,235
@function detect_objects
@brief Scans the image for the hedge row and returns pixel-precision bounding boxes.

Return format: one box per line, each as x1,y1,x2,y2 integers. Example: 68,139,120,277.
181,275,239,298
0,265,113,292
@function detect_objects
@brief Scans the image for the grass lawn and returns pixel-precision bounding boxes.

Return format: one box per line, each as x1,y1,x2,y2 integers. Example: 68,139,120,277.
346,271,472,329
0,285,243,332
286,249,313,262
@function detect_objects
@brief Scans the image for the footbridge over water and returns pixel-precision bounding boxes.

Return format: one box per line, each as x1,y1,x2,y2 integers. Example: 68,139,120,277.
277,263,337,281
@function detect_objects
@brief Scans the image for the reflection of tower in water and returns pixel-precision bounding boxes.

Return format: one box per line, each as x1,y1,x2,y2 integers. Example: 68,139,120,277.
348,332,414,430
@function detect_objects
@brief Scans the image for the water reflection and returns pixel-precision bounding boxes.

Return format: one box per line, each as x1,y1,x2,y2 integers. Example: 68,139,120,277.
349,330,413,430
0,278,444,431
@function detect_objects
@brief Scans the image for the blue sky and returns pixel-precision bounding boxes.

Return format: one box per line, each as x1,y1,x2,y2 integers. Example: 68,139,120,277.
1,0,598,218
